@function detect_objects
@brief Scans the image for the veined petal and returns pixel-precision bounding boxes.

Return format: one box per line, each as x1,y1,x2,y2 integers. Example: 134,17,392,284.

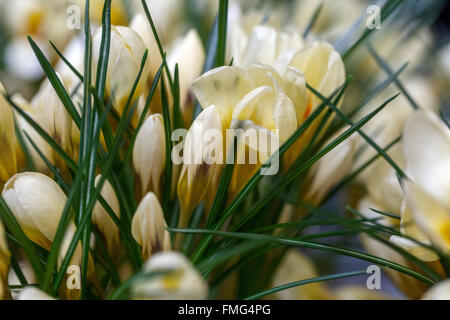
192,66,254,121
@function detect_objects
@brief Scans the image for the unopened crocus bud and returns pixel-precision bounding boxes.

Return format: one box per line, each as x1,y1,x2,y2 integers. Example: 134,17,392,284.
132,192,170,261
167,29,205,126
92,25,150,119
177,105,224,226
133,114,165,199
2,172,83,299
13,94,53,174
31,75,73,160
0,222,10,300
92,175,121,259
132,252,208,300
17,287,55,300
0,82,17,183
2,172,68,249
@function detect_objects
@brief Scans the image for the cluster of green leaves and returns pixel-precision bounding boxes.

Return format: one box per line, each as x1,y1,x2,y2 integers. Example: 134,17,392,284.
0,0,447,300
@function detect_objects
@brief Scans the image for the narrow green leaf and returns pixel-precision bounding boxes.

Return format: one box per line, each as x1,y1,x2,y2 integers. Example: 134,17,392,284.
245,270,366,300
27,36,81,127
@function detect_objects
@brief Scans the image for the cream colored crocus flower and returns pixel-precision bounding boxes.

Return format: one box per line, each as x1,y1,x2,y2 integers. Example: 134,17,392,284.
131,13,205,125
226,1,294,67
0,222,11,300
274,41,346,169
188,63,308,202
16,287,55,300
422,279,450,300
2,172,84,299
230,25,304,69
177,105,224,229
2,172,68,249
0,82,17,184
132,193,171,261
31,75,74,160
92,25,150,121
167,29,205,126
393,110,450,259
133,114,166,199
92,175,121,259
13,94,53,174
132,251,208,300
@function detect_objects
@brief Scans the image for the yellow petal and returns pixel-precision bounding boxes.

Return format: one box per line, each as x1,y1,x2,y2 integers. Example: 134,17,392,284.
403,180,450,255
192,66,253,122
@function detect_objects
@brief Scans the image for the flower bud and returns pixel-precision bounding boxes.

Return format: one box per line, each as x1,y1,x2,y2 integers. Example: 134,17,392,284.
31,75,73,159
177,105,224,225
167,29,205,126
0,82,17,183
0,221,10,300
132,192,170,261
13,94,53,174
2,172,68,249
92,25,150,119
17,287,55,300
92,175,121,259
132,251,208,300
133,114,166,198
2,172,83,299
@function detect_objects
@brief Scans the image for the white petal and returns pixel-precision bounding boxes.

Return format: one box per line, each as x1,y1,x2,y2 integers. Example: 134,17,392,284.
403,110,450,207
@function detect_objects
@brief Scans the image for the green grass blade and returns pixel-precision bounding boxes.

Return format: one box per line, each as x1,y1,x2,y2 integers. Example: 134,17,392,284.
307,83,407,179
245,270,366,300
27,36,81,127
215,0,228,67
367,43,420,110
6,94,77,171
49,40,83,82
172,228,435,285
303,1,324,38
